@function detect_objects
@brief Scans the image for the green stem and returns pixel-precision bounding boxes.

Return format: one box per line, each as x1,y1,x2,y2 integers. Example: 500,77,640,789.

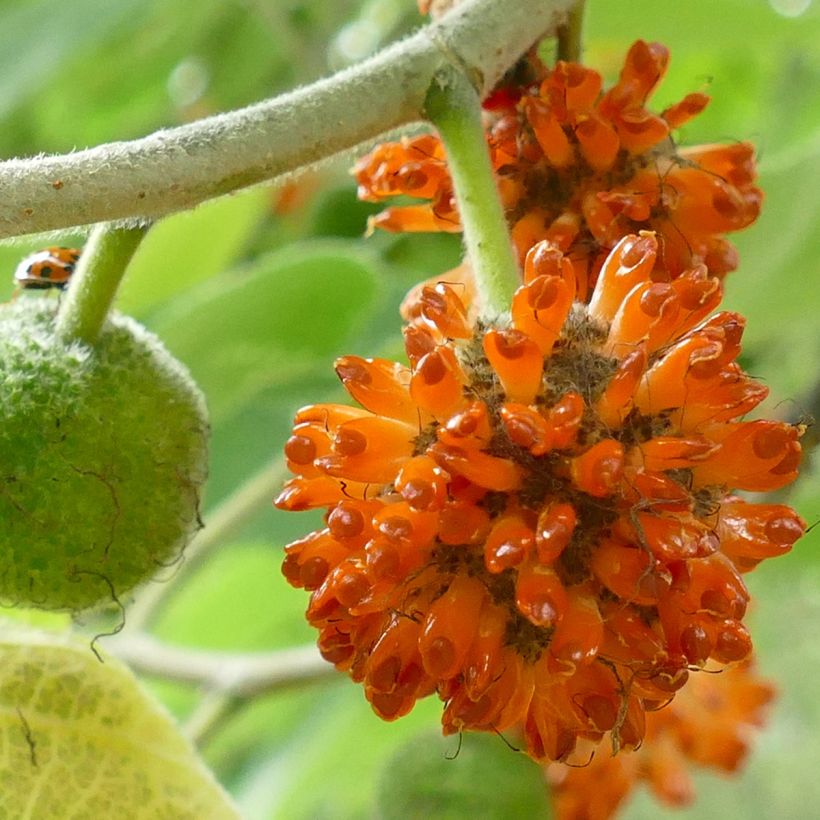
425,66,520,316
556,0,585,63
56,223,149,345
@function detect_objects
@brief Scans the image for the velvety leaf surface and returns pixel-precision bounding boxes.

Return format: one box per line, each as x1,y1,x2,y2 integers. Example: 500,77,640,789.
0,624,239,819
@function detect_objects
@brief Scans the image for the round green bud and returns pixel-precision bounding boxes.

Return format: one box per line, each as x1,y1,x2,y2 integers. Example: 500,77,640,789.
0,299,209,612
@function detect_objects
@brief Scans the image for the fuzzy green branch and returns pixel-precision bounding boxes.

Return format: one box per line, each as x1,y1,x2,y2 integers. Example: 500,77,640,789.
0,0,578,239
425,66,520,315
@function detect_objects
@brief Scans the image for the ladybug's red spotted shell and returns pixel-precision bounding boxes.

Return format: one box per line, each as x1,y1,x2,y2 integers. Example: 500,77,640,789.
14,246,80,290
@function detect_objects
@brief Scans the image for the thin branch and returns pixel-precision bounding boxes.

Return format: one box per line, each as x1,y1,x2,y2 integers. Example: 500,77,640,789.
126,457,289,630
107,633,332,698
0,0,578,239
184,691,244,747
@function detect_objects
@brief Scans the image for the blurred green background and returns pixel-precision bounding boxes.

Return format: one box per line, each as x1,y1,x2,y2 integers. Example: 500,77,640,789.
1,0,818,817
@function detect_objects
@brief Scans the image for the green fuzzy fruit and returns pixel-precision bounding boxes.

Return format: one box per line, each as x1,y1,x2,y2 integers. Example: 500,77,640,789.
0,299,209,611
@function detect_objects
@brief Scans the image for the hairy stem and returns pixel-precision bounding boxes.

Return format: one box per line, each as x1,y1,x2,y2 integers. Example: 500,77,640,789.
55,223,149,345
106,634,331,698
556,0,586,62
425,66,520,315
0,0,578,239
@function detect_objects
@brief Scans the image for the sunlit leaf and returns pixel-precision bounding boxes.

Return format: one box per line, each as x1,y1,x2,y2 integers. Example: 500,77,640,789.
0,624,239,818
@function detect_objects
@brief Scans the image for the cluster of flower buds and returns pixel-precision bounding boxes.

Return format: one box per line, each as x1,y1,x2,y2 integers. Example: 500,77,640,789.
355,40,761,296
277,224,803,763
278,38,803,817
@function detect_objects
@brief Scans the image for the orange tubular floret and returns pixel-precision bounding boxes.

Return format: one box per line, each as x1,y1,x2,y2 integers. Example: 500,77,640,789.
395,455,448,512
606,280,681,357
588,233,658,322
569,439,625,497
633,333,727,415
335,356,417,423
616,512,717,562
680,141,758,189
402,323,437,366
614,109,670,154
410,345,468,419
601,40,670,113
429,443,524,492
545,211,582,253
535,502,577,563
515,562,568,627
500,402,553,455
484,515,535,573
282,530,350,591
575,113,620,172
438,401,493,450
294,402,369,427
484,651,536,732
326,499,379,546
675,367,769,430
634,435,718,472
365,615,428,720
483,328,544,404
462,600,508,700
419,283,473,339
511,210,551,264
544,61,602,112
419,575,487,679
373,501,438,551
595,346,647,428
525,695,579,763
624,469,692,512
368,205,444,234
284,423,330,478
437,501,491,545
315,416,415,484
511,275,574,355
662,92,710,129
691,420,802,492
544,391,585,449
717,498,806,570
591,538,671,605
547,587,603,674
671,169,759,234
523,240,575,288
665,265,723,338
523,97,574,167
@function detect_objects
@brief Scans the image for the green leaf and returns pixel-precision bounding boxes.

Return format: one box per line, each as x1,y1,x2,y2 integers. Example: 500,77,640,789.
152,542,315,651
148,239,381,424
375,731,553,820
0,623,240,819
229,686,441,820
117,187,270,318
0,0,148,120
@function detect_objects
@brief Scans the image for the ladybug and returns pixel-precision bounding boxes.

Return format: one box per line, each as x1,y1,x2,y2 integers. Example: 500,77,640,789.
13,246,80,291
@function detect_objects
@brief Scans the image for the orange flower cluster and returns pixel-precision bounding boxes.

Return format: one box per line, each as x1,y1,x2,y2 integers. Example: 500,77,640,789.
276,232,804,762
354,40,761,296
549,661,776,820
